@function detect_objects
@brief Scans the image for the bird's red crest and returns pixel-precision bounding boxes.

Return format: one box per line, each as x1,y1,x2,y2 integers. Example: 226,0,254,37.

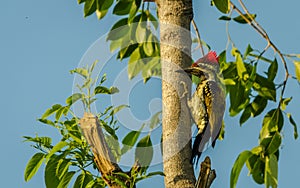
205,51,219,64
195,51,219,65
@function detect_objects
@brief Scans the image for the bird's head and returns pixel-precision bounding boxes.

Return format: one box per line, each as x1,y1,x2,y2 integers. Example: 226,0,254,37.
184,51,220,78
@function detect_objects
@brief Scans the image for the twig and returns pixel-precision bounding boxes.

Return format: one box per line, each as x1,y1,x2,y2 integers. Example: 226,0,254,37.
230,1,290,108
192,19,205,56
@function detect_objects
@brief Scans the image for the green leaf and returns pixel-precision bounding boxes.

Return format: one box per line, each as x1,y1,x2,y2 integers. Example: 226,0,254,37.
243,44,253,58
113,0,132,15
78,0,86,4
293,61,300,82
260,109,283,142
142,57,161,82
23,136,52,149
143,34,154,56
265,132,281,155
107,18,130,41
233,14,256,24
136,18,147,43
236,53,249,81
268,59,278,81
38,118,56,127
287,113,298,139
41,104,62,119
111,104,130,115
55,106,68,121
84,0,97,17
251,158,265,184
57,171,76,188
118,43,139,60
56,159,71,179
73,172,94,188
149,111,161,129
280,97,292,111
240,105,251,125
129,0,142,22
219,15,231,21
105,134,121,162
265,154,278,188
47,141,68,159
212,0,230,14
251,96,267,117
45,155,61,188
96,0,113,19
94,86,119,95
121,123,146,154
66,93,83,106
24,153,45,182
253,74,276,101
135,135,153,172
229,81,250,116
121,131,141,154
128,47,144,79
70,68,89,78
230,150,252,188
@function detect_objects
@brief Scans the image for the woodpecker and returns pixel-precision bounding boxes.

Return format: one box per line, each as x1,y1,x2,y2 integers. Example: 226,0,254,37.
184,51,225,164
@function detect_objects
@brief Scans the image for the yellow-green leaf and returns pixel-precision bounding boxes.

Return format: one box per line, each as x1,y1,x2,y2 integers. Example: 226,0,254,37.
293,61,300,82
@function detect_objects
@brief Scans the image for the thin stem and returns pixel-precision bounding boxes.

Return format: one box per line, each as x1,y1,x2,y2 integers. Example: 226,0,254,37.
191,19,204,56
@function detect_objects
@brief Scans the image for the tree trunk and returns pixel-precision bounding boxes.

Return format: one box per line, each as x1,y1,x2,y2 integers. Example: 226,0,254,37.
156,0,195,187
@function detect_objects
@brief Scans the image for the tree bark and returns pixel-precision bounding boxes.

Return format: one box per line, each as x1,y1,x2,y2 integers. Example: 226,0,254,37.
156,0,195,187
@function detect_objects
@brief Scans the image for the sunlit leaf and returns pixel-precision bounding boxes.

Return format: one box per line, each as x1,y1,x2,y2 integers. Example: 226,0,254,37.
24,153,45,182
128,47,144,79
41,104,62,119
107,18,130,41
57,171,75,188
212,0,230,14
66,93,83,106
265,132,281,155
47,141,68,159
280,97,292,111
84,0,96,17
293,61,300,82
287,113,298,139
45,155,61,188
236,53,249,81
265,154,278,188
122,131,141,154
73,172,94,188
230,150,252,188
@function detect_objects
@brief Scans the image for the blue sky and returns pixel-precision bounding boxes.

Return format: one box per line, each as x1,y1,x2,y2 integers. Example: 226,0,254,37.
1,0,300,187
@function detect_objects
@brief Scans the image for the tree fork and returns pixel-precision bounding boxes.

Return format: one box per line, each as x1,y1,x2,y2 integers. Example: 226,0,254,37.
157,0,195,187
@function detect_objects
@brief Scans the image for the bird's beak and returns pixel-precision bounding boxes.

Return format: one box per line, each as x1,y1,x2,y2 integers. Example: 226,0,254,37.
175,67,194,74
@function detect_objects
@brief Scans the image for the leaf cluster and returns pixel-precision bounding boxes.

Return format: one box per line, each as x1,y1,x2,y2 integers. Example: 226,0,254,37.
24,63,163,187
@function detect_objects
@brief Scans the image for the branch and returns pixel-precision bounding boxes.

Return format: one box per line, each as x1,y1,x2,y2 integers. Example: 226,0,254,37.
194,157,216,188
230,0,290,107
79,113,124,188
